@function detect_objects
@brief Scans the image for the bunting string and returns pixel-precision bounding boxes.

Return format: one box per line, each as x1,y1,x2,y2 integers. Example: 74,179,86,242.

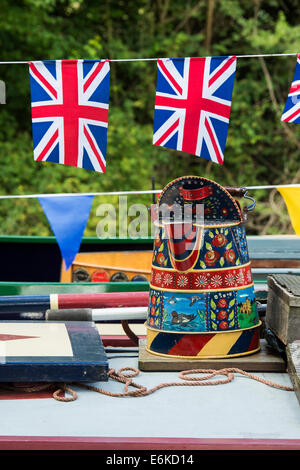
0,52,299,64
0,184,298,199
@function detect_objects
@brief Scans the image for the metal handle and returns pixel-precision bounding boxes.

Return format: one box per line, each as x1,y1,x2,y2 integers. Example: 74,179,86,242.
243,189,256,211
226,186,255,211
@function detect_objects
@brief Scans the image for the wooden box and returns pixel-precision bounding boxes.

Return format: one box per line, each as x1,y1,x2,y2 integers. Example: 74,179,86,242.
266,274,300,345
286,341,300,406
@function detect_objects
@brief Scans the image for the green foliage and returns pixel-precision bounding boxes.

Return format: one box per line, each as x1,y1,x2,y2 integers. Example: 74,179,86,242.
238,301,257,328
0,0,300,236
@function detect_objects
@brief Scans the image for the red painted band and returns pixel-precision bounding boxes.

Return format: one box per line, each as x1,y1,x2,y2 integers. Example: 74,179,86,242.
0,436,298,451
151,264,253,291
57,291,149,309
179,185,213,201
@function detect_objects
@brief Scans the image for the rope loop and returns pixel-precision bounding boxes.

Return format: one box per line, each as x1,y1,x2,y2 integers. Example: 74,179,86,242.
52,384,78,402
116,367,140,379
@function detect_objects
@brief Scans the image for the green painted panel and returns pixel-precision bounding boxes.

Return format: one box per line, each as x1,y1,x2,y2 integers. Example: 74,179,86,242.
0,280,266,299
0,235,154,245
0,281,149,296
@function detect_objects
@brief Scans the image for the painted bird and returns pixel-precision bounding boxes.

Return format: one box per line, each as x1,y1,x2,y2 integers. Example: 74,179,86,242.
188,296,202,307
166,296,177,304
171,311,196,324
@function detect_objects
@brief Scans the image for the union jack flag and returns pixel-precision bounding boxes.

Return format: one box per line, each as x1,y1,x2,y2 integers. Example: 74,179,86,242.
153,56,237,164
281,54,300,123
29,60,110,172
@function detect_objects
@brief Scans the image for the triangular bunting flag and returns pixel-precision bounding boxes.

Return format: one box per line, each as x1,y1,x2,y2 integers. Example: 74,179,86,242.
277,187,300,235
38,195,94,270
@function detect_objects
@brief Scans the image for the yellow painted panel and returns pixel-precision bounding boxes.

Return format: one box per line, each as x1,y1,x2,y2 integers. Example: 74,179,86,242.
60,250,153,282
198,330,242,356
146,327,159,348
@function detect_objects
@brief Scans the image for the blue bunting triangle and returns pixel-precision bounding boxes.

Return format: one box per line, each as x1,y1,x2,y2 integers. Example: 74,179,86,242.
38,195,94,270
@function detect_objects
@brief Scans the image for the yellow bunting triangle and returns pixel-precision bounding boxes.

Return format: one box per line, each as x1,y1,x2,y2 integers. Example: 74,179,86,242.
277,187,300,235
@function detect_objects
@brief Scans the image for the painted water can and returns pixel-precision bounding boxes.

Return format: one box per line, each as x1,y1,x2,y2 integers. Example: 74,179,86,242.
146,176,261,359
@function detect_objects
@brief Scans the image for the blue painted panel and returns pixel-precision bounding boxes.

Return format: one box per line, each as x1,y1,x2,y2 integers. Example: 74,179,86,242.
248,236,300,259
0,321,108,382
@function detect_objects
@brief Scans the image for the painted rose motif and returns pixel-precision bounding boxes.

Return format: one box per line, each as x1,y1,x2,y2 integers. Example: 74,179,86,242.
217,311,228,321
150,306,156,316
151,295,156,304
204,250,220,266
212,233,227,247
217,298,228,308
156,253,165,265
149,317,155,326
224,249,236,264
219,320,229,330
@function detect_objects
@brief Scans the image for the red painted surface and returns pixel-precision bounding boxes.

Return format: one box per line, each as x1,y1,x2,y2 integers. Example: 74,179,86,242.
91,270,110,283
0,384,64,401
168,333,214,356
247,327,260,352
0,436,299,451
58,291,149,309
